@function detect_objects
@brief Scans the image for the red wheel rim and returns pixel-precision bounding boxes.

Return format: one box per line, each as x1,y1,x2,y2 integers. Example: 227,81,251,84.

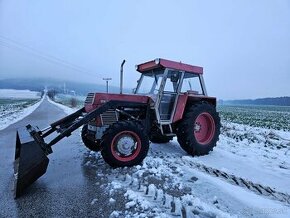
194,112,215,145
110,131,141,162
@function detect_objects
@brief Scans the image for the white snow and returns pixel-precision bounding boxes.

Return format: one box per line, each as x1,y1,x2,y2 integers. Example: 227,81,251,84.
109,198,116,204
90,198,97,205
0,95,44,130
86,120,290,217
0,89,40,99
190,168,290,218
109,211,120,218
47,97,77,114
189,121,290,194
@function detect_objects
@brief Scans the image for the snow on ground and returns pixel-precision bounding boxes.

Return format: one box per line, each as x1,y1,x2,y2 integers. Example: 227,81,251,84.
0,95,43,130
0,89,40,99
47,96,77,114
85,143,290,217
190,121,290,195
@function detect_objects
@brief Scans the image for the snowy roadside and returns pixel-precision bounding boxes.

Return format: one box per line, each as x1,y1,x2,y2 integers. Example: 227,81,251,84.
0,89,40,99
47,96,77,115
0,96,44,131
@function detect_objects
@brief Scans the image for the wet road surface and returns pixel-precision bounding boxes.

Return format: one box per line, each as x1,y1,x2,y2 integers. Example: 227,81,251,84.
0,99,111,217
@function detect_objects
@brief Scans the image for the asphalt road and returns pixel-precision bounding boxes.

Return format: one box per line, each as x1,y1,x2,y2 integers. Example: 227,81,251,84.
0,99,112,217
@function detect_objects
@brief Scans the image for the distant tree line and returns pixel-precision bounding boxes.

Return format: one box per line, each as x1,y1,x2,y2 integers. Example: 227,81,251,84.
220,97,290,106
47,89,58,100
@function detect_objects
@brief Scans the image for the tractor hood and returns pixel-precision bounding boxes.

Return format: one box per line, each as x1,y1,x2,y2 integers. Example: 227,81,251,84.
84,93,150,112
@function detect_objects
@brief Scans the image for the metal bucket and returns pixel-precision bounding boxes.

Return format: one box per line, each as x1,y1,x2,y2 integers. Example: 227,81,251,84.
14,128,49,198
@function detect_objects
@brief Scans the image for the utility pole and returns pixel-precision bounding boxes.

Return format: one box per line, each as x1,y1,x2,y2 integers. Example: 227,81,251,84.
63,82,66,94
103,78,112,93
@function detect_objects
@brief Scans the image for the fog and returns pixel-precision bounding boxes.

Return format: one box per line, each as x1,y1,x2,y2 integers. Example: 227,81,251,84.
0,0,289,99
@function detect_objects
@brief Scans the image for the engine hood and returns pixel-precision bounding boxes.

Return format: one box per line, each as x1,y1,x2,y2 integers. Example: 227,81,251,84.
84,93,151,112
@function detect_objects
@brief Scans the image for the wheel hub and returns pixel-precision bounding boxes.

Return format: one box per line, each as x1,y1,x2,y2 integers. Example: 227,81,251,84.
116,135,136,156
194,112,215,145
194,122,201,132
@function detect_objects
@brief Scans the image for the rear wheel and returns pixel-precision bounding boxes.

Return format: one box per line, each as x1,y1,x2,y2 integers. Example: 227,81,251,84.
177,102,220,156
81,125,101,151
101,121,149,167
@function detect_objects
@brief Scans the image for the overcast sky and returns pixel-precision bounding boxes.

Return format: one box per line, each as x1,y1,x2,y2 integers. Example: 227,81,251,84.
0,0,289,100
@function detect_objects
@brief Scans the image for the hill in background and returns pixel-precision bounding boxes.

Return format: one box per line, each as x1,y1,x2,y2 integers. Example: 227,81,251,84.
1,78,289,106
0,78,131,96
219,97,290,106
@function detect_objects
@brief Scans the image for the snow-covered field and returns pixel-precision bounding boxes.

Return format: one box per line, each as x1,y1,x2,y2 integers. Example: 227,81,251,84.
0,89,41,99
47,96,77,114
54,93,85,109
0,89,42,130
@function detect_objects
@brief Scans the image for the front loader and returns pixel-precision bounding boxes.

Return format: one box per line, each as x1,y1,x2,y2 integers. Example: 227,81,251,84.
14,58,221,198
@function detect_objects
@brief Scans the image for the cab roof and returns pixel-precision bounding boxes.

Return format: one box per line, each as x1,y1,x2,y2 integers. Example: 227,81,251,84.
136,58,203,74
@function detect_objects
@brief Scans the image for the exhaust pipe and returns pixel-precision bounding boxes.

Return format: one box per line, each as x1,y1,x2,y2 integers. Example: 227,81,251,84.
120,59,126,94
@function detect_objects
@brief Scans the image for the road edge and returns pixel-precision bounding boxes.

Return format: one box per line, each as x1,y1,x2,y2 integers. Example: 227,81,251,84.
0,95,45,131
47,97,77,115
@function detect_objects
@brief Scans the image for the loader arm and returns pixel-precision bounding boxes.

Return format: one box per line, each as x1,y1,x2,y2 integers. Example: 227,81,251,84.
36,100,147,148
14,100,148,198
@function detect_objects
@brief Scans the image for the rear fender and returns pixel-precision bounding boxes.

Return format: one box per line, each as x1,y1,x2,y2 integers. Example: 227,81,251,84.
172,93,216,123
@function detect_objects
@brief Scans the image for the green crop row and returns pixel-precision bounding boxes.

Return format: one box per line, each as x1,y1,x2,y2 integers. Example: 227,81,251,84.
218,105,290,131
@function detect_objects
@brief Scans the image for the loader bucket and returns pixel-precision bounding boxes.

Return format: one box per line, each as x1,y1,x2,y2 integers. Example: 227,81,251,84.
14,128,49,198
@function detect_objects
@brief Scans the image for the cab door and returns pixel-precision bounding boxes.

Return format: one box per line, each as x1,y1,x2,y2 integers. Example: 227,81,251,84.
156,70,183,122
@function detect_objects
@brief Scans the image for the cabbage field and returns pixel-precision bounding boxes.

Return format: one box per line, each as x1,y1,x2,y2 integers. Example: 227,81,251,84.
218,105,290,131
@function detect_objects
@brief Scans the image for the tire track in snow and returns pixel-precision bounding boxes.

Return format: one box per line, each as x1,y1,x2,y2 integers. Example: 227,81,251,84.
85,151,233,217
108,172,232,218
181,158,290,205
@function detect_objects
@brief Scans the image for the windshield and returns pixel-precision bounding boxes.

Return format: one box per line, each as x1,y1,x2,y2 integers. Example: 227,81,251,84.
180,72,203,94
136,70,164,94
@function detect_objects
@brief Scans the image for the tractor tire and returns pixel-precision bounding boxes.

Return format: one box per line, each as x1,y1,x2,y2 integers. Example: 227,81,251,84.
81,125,101,152
100,121,149,167
177,102,220,156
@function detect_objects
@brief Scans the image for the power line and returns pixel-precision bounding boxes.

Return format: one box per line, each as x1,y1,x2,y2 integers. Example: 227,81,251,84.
0,35,87,72
0,35,103,80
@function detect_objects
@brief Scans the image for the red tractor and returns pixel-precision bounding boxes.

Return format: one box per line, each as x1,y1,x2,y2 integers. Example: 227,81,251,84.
14,58,220,197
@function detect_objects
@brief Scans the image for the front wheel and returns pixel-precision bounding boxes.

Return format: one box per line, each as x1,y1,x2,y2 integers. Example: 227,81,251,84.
100,121,149,167
81,125,101,151
177,102,220,156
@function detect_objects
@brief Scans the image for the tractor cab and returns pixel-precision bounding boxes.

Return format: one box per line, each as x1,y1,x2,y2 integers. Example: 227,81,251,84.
135,58,206,123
